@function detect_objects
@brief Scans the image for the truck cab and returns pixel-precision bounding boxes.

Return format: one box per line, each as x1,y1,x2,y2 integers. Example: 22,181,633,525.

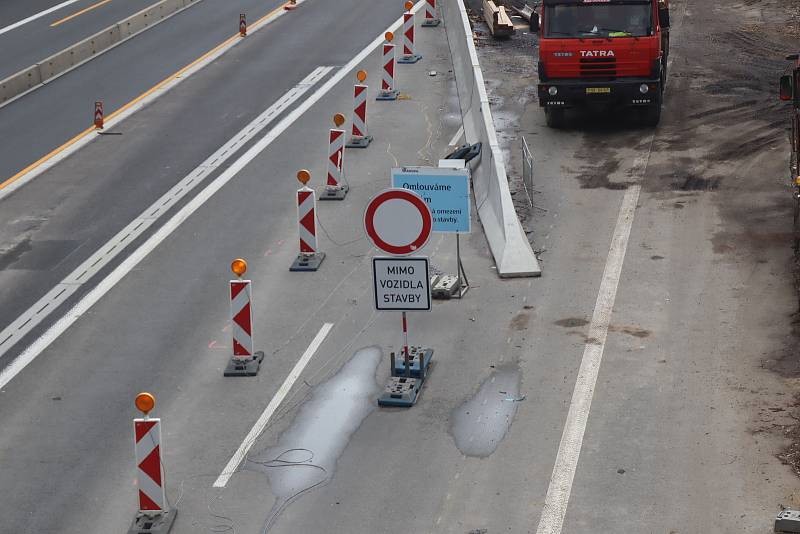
537,0,670,127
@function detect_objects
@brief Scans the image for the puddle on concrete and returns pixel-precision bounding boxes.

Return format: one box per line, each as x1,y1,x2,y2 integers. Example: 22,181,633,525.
248,346,382,528
451,366,522,457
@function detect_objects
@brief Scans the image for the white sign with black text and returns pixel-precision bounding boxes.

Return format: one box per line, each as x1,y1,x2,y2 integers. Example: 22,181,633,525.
372,257,431,311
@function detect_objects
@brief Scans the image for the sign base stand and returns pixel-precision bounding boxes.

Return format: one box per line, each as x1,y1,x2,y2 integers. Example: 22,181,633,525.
776,510,800,532
346,135,373,148
320,184,349,200
290,252,325,272
378,348,434,407
432,234,470,299
376,90,400,101
128,509,177,534
224,351,264,377
398,54,423,64
422,18,441,27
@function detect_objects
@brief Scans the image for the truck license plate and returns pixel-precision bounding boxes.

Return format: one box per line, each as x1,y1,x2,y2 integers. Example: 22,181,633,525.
586,87,611,94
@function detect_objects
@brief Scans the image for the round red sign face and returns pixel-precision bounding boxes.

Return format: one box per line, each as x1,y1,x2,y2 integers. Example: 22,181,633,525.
364,188,433,255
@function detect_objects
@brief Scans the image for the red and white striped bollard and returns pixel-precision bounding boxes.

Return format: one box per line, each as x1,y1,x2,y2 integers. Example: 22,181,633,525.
398,2,421,64
239,13,246,36
94,101,103,129
347,70,373,148
377,32,400,100
321,114,348,200
290,170,325,271
422,0,440,26
130,393,176,532
225,259,264,376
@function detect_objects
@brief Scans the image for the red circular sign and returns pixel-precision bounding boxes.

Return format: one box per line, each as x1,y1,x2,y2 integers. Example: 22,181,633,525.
364,188,432,255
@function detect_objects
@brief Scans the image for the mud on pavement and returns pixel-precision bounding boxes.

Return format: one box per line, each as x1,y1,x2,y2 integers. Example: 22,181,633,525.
467,0,800,506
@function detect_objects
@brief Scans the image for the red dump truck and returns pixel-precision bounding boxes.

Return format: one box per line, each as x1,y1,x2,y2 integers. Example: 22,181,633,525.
536,0,670,127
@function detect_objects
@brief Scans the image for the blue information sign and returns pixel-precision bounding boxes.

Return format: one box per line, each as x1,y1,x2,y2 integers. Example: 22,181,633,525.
391,167,471,234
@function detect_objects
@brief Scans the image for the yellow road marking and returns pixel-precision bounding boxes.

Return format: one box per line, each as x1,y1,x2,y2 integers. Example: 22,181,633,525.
50,0,114,27
1,3,290,193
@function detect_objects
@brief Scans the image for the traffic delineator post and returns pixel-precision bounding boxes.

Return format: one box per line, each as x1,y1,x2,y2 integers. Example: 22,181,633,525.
377,32,400,101
422,0,441,26
291,170,325,271
347,70,373,148
239,13,246,36
225,258,264,377
94,101,104,129
398,2,422,64
321,114,348,200
284,0,298,10
129,393,177,534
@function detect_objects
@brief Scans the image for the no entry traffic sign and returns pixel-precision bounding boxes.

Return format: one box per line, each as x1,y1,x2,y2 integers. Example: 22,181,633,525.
364,188,432,256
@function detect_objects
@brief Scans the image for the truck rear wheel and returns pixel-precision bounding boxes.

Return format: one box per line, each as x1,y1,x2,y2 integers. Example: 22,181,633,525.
545,107,565,128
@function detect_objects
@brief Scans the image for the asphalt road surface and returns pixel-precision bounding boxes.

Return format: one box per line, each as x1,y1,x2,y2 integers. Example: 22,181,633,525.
0,0,163,81
1,0,800,533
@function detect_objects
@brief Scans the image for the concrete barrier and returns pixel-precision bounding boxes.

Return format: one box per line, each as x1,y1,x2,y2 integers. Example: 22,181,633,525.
0,65,42,103
0,0,203,106
441,0,541,277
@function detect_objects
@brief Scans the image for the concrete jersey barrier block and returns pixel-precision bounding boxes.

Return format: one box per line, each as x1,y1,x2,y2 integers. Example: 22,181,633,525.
442,0,541,277
0,65,42,104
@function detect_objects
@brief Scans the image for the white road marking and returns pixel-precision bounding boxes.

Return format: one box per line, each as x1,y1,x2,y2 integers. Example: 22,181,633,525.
0,67,332,369
0,0,82,36
448,125,464,146
0,2,423,389
535,182,644,533
213,322,334,488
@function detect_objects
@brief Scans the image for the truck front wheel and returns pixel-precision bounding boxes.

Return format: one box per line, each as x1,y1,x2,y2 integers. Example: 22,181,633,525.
641,98,662,127
545,107,565,128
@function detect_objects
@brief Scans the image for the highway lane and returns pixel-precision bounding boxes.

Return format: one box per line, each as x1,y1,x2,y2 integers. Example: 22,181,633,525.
0,0,405,362
0,0,165,81
0,0,293,184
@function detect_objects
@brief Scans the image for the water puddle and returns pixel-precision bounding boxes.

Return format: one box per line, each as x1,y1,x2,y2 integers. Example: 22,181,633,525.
451,366,522,457
248,346,382,529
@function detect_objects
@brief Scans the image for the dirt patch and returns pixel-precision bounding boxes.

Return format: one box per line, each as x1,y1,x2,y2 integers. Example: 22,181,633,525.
554,317,589,328
608,324,651,338
510,312,530,331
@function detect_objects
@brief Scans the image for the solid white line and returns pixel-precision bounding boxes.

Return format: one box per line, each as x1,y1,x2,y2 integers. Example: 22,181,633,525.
534,183,642,534
0,67,331,364
0,0,82,36
0,3,422,390
448,125,464,146
213,322,334,488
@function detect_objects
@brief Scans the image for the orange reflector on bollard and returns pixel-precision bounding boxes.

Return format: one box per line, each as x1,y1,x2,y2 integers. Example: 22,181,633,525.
135,392,156,415
231,258,248,277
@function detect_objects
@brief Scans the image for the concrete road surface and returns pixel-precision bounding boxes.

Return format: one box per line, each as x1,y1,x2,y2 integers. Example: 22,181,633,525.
1,0,799,533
